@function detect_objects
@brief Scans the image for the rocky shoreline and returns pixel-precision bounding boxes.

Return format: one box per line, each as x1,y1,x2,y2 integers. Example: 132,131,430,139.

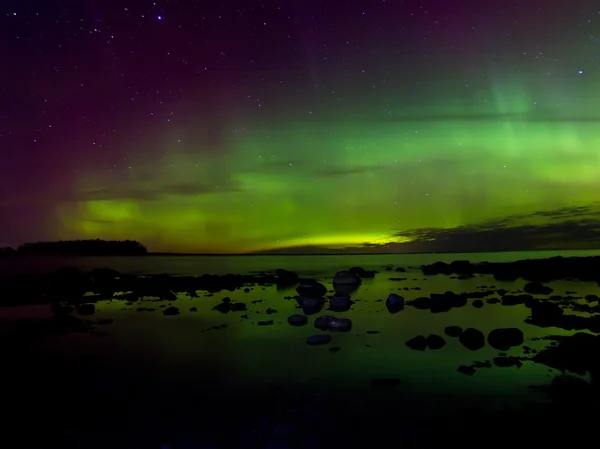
1,255,599,447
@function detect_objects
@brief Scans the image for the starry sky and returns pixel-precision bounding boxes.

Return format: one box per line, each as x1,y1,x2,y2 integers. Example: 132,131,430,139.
2,0,600,254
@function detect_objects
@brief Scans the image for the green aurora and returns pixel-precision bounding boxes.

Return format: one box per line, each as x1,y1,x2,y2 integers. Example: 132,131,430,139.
58,95,600,253
5,1,600,253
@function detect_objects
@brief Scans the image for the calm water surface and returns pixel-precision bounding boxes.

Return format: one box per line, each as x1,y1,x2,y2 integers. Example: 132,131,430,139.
2,250,599,417
2,249,600,277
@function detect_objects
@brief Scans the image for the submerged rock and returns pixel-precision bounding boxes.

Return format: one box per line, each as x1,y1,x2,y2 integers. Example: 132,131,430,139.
306,334,332,345
287,314,308,326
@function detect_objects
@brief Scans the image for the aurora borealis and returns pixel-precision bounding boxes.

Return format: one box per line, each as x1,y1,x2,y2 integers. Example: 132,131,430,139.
3,1,600,253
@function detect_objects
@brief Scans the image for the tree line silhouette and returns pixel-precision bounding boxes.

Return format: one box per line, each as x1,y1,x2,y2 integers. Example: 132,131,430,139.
0,239,148,256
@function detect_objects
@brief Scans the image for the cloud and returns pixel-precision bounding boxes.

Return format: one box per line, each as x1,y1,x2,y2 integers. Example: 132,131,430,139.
252,203,600,254
245,159,387,178
391,203,600,252
72,181,244,202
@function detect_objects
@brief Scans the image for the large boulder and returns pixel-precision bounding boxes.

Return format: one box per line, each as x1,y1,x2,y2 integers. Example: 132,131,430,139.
385,293,405,313
487,328,524,351
276,269,299,286
332,271,361,286
329,295,352,312
459,328,485,351
296,279,327,298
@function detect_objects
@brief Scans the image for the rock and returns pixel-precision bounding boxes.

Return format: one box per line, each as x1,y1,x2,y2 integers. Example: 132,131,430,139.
257,320,274,326
385,293,405,313
410,297,431,310
276,269,299,286
332,271,361,286
370,378,401,389
307,334,332,346
530,301,564,323
75,303,95,315
472,299,484,308
297,296,324,315
421,261,452,275
329,295,352,312
405,335,427,351
395,267,406,272
296,280,327,298
328,317,352,332
444,326,463,337
348,266,376,278
314,315,335,331
287,314,308,326
449,260,474,274
313,315,351,332
493,356,523,368
189,307,197,312
532,332,600,374
523,282,553,295
459,328,485,351
487,328,524,351
162,306,180,316
457,365,476,375
501,295,524,306
213,297,247,313
426,334,446,350
298,296,321,308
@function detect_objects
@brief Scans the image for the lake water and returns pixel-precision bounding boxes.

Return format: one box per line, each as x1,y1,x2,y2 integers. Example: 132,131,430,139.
2,249,600,277
1,250,599,443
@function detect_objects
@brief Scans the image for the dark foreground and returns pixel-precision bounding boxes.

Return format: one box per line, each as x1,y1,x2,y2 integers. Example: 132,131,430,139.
2,255,600,448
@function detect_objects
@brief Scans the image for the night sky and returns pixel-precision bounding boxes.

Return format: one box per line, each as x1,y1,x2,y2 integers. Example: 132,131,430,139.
2,1,600,254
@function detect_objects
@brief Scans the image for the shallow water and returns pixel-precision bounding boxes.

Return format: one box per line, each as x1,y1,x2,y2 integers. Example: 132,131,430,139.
3,253,598,421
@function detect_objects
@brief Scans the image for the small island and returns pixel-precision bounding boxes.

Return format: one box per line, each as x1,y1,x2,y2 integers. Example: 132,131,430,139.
0,239,148,256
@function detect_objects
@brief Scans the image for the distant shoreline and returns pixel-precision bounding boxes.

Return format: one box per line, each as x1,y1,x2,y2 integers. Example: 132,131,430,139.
3,248,599,258
123,248,600,257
